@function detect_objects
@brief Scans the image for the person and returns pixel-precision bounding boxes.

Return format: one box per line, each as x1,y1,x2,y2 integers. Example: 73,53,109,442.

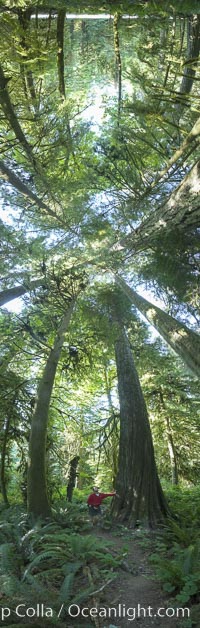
87,486,116,525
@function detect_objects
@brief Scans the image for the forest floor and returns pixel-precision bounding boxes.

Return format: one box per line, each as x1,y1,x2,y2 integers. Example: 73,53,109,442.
89,525,183,628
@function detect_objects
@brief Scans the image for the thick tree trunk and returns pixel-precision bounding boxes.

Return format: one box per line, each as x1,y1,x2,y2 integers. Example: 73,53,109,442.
27,301,75,518
114,159,200,253
66,455,80,502
115,275,200,378
0,278,43,307
57,9,66,99
112,326,168,526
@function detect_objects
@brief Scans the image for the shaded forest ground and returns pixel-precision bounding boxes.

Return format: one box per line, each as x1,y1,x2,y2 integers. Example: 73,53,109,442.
92,526,183,628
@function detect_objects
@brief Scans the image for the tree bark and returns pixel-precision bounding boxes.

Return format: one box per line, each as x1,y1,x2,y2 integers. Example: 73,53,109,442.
114,275,200,378
27,301,75,518
112,325,168,526
0,278,43,307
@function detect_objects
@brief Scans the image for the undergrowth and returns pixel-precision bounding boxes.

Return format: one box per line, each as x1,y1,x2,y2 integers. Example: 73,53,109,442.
0,502,120,626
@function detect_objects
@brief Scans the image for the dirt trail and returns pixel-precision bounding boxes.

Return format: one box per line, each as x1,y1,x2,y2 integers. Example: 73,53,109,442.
94,527,183,628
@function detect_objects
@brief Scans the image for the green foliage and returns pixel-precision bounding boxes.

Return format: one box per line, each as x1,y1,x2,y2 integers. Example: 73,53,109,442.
149,486,200,608
0,506,119,623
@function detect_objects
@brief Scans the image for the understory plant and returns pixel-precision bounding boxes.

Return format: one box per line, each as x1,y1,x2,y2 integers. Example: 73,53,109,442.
0,504,120,626
149,486,200,627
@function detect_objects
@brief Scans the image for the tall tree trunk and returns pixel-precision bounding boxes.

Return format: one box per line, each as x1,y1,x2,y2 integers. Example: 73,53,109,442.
0,415,10,506
165,416,179,485
56,11,73,156
176,15,200,107
57,9,66,99
113,14,122,122
0,278,43,307
18,8,38,112
112,325,168,526
0,160,63,224
113,158,200,253
114,275,200,378
27,301,75,518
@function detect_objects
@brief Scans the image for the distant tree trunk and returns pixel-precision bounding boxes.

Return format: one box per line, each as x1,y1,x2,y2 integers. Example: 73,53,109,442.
0,415,10,506
57,9,66,99
66,455,80,502
165,417,179,485
159,389,179,485
0,65,53,188
56,11,73,155
112,325,168,526
18,8,38,112
114,275,200,378
113,13,122,122
0,278,43,307
27,301,75,518
0,160,63,224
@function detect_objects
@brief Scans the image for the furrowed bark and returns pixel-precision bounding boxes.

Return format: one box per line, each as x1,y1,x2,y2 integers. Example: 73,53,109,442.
114,160,200,252
27,301,75,518
112,325,168,526
114,275,200,378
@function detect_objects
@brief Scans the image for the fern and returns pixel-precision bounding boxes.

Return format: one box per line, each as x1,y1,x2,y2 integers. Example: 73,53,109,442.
22,549,69,579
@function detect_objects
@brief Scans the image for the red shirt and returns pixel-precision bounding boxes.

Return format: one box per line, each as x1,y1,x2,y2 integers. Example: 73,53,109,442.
87,492,115,506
